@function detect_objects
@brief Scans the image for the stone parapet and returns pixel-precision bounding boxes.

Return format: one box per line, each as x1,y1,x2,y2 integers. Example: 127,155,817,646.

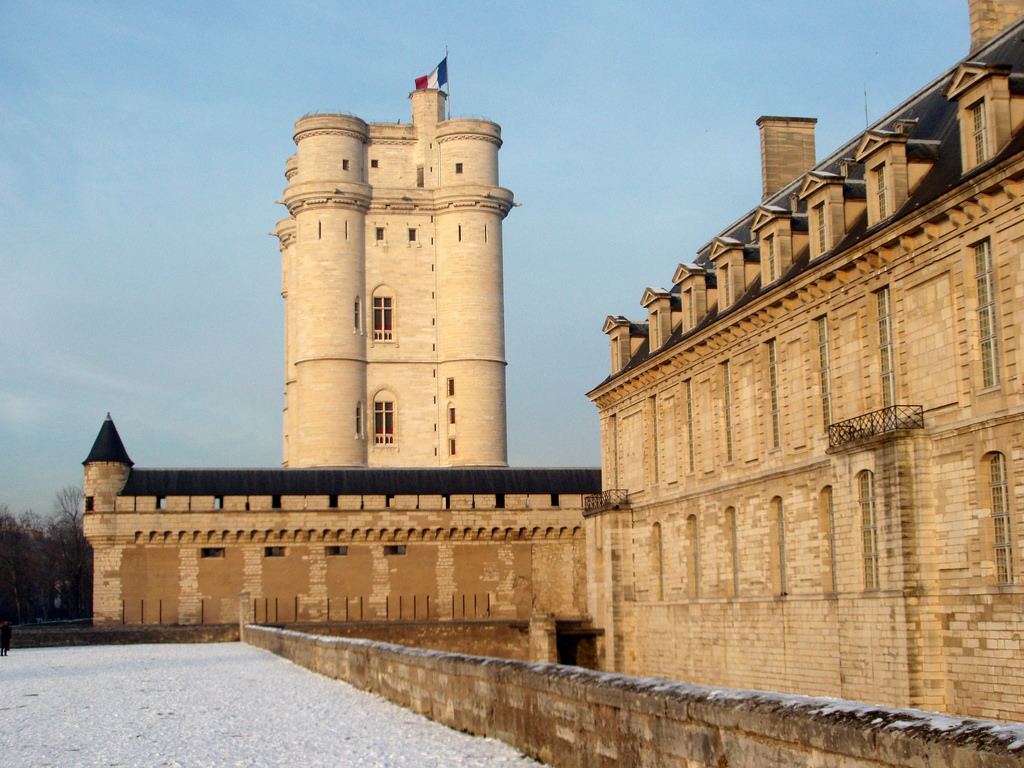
244,625,1024,768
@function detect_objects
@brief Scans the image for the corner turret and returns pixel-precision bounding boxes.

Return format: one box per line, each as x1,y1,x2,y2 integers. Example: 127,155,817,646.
82,413,133,513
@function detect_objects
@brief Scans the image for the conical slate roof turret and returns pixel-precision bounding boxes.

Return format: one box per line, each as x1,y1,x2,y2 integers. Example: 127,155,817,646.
83,413,134,466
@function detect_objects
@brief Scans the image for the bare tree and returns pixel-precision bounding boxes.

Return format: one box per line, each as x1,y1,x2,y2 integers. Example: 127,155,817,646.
0,505,48,623
48,485,92,619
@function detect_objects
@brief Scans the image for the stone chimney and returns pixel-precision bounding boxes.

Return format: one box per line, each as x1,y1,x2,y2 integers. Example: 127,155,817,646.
969,0,1024,53
757,116,817,201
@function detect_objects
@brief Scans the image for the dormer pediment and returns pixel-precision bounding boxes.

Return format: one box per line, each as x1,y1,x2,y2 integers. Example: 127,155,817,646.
640,287,671,308
854,130,907,163
603,315,630,334
798,171,843,200
751,205,791,233
672,262,707,285
946,61,1012,101
708,237,745,262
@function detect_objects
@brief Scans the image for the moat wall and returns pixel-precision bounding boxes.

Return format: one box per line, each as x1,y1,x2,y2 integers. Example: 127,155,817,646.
243,624,1023,768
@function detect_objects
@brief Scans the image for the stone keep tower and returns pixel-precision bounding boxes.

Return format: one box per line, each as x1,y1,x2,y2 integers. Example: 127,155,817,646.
276,89,514,468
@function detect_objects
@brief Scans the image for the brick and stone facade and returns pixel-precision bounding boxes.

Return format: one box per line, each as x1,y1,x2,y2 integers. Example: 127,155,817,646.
587,6,1024,721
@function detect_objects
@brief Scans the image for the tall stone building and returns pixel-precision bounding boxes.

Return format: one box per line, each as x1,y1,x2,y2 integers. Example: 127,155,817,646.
587,2,1024,721
82,92,600,657
276,89,512,469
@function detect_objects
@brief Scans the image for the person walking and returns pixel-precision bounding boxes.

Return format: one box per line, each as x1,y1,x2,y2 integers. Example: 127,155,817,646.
0,621,11,656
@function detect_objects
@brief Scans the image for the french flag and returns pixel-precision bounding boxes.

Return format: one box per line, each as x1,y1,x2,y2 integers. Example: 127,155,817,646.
415,56,448,90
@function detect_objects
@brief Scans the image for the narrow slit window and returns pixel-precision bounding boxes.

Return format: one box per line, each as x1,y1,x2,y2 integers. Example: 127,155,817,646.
974,240,1000,388
990,453,1014,584
859,471,880,590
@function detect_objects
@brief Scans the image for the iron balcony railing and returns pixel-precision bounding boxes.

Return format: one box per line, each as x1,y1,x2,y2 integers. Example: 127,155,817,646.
583,489,629,513
828,404,924,448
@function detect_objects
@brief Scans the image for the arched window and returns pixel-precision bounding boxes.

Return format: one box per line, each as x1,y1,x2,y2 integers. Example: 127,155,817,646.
821,486,836,593
773,497,786,595
687,515,700,600
989,452,1014,584
373,394,396,446
859,471,879,590
726,507,739,597
652,523,664,601
372,288,395,342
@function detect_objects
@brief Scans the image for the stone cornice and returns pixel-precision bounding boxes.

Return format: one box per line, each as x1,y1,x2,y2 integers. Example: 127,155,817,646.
94,519,584,543
436,133,502,148
294,127,369,144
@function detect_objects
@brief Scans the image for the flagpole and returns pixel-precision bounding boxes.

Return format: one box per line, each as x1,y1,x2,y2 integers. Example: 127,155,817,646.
445,46,450,119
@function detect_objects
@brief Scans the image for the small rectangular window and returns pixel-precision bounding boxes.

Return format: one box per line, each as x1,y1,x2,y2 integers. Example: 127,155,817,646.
214,496,223,510
408,228,416,242
449,438,456,455
376,227,385,242
342,159,349,171
449,407,456,424
157,496,166,510
85,496,94,512
550,494,560,507
495,493,505,509
325,545,348,557
329,494,338,508
264,546,286,558
370,159,379,168
383,544,407,556
201,547,225,559
271,495,281,509
447,378,455,396
455,162,463,174
416,167,424,187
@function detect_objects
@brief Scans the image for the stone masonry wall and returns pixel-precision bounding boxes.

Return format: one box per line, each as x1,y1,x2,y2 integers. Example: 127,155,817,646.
243,625,1024,768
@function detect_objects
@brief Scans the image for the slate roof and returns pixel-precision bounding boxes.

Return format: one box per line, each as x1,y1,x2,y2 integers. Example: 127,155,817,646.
119,467,602,497
83,414,134,466
592,17,1024,391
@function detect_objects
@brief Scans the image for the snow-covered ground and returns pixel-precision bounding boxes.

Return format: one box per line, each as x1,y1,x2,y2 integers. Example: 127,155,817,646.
1,642,542,768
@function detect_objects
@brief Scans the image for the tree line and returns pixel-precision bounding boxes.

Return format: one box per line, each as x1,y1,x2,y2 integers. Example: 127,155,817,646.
0,485,93,624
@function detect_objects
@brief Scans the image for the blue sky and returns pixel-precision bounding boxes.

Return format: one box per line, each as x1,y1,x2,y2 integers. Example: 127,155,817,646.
1,1,970,515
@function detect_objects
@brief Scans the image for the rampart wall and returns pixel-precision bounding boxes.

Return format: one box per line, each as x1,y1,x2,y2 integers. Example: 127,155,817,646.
243,624,1024,768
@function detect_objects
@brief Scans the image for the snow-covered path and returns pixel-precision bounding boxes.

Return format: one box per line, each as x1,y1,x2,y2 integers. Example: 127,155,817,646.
1,642,542,768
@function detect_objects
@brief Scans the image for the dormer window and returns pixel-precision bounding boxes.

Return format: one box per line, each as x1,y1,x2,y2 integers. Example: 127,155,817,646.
946,61,1019,173
672,263,708,330
798,171,856,258
719,264,730,308
603,315,647,373
970,100,988,164
641,288,672,349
